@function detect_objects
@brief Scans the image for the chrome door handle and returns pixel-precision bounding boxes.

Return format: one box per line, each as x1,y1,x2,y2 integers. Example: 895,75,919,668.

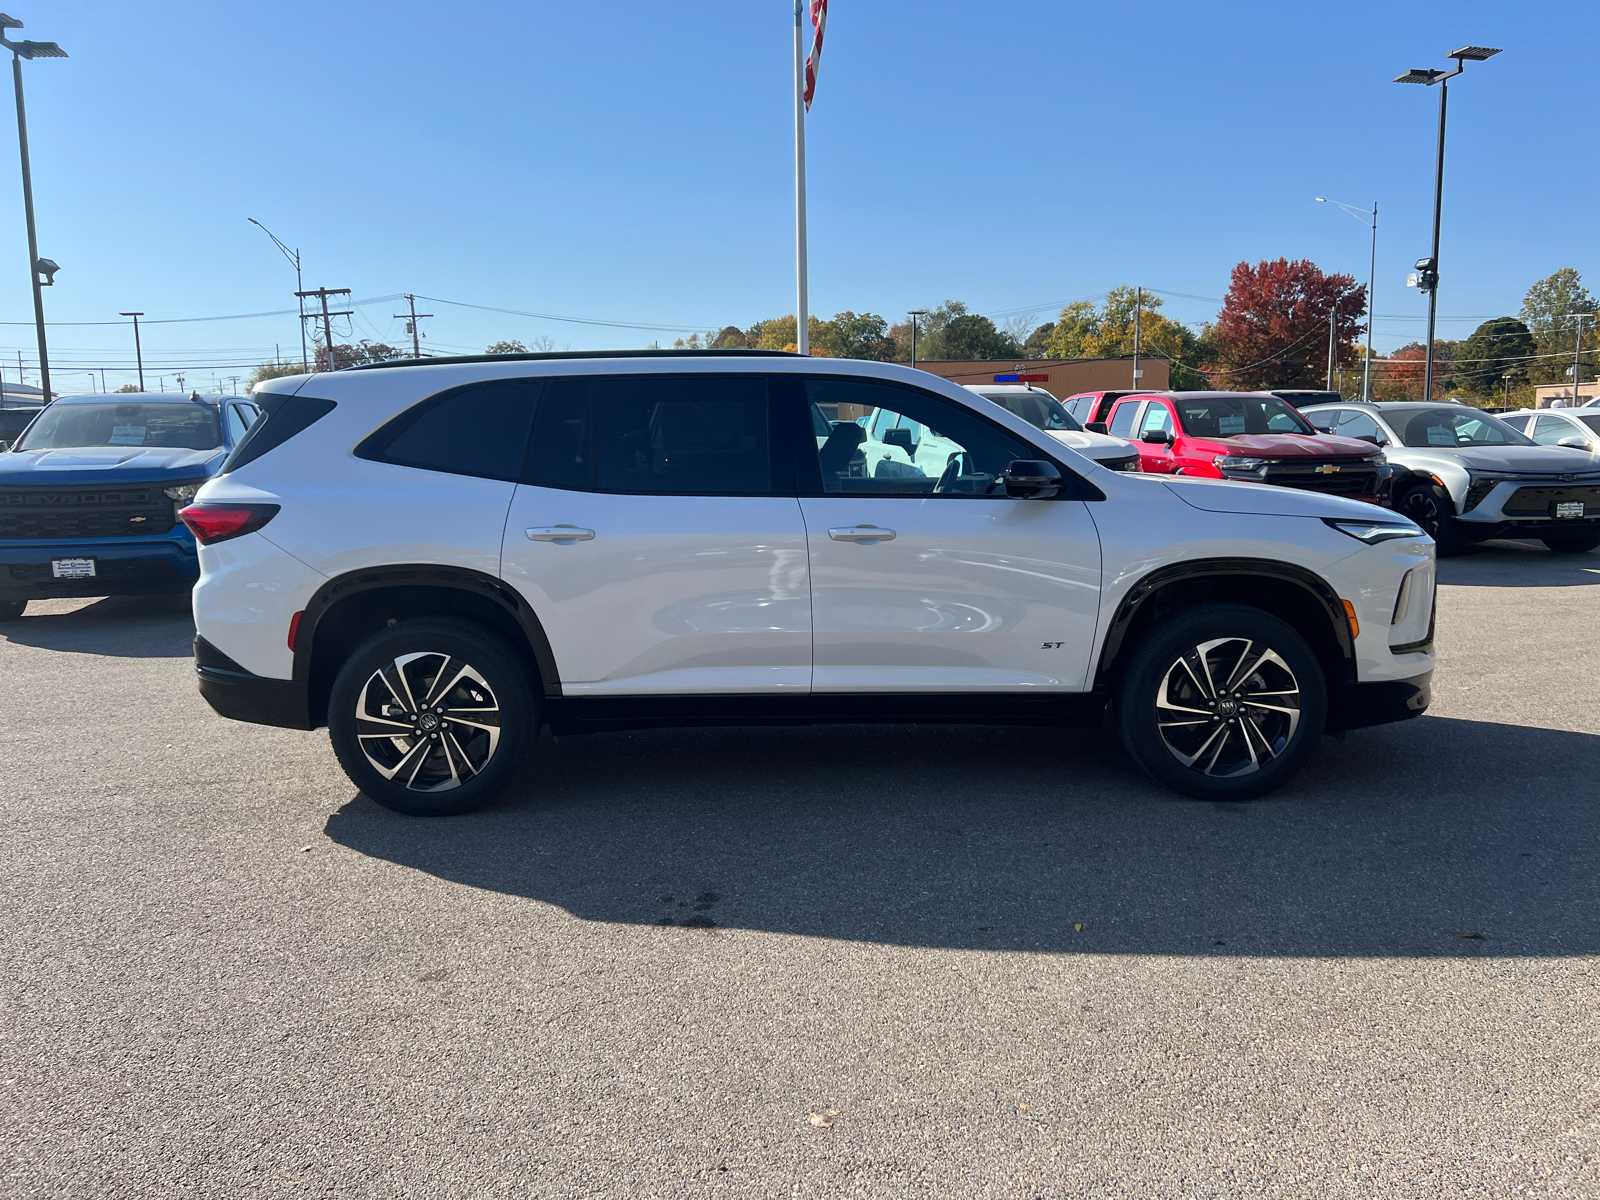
525,525,595,542
828,525,896,542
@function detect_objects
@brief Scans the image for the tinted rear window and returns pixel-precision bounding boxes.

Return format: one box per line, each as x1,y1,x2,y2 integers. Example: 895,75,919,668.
365,380,539,481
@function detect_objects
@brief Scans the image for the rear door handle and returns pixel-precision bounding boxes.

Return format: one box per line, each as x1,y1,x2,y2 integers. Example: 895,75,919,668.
525,525,595,543
828,525,896,542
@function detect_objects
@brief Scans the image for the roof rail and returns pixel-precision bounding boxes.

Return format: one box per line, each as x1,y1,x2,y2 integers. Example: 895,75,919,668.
344,348,804,372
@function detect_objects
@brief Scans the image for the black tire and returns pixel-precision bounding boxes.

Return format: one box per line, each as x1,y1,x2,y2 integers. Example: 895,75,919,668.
0,599,25,621
1541,534,1600,554
1116,602,1327,801
327,618,539,817
1396,483,1461,556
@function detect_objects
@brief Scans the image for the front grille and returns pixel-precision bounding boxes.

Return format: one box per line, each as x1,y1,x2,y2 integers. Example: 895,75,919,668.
1260,461,1379,497
1503,484,1600,517
0,485,178,540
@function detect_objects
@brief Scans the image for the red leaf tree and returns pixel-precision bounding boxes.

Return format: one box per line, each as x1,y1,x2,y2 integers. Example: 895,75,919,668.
1204,259,1367,391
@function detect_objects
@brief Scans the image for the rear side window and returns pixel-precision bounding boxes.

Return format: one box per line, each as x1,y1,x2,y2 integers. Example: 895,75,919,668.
222,393,337,473
363,380,539,482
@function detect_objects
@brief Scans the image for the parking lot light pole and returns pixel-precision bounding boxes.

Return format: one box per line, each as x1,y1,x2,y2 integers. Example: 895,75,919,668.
248,218,308,372
119,311,145,390
907,309,928,371
0,15,66,404
1316,198,1378,401
1395,46,1501,404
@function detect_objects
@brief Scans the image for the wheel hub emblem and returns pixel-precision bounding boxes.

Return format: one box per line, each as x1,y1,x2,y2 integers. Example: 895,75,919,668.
1216,698,1239,717
417,712,440,733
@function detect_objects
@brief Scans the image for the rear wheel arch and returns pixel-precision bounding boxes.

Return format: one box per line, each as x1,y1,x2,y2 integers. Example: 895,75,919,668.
294,565,559,728
1096,559,1355,719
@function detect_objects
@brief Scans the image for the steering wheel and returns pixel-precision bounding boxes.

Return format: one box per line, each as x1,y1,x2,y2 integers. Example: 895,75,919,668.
934,452,967,494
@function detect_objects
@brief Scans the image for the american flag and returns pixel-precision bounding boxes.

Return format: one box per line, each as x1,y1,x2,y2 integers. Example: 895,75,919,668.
803,0,827,110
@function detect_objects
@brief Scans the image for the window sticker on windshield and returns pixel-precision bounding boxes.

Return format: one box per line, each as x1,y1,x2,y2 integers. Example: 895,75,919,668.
1219,415,1246,435
1426,426,1455,446
109,425,147,446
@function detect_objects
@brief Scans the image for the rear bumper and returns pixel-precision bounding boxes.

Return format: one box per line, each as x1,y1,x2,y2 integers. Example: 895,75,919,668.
0,534,198,600
194,635,311,730
1333,669,1432,731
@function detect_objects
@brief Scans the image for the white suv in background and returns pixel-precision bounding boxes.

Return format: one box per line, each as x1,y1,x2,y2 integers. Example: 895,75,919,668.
187,351,1436,816
961,384,1140,472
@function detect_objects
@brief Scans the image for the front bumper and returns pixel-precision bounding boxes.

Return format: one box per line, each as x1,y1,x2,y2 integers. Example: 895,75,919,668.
1454,515,1600,541
194,635,312,730
0,533,199,600
1332,669,1432,731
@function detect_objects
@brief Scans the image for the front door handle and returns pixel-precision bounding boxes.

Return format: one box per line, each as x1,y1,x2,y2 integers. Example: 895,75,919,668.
525,525,595,543
828,525,896,543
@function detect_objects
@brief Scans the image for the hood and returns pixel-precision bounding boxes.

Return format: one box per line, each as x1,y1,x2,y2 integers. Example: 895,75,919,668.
1409,444,1600,475
1046,429,1136,461
0,445,225,487
1187,432,1377,460
1162,474,1397,519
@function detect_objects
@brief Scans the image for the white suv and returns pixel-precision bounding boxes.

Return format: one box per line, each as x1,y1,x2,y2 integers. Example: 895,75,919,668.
187,351,1436,816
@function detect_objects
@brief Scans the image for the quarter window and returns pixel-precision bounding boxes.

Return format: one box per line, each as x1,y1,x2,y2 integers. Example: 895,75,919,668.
368,380,539,481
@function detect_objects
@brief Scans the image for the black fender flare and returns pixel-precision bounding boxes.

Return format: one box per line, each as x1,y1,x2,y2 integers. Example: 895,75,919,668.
291,563,562,698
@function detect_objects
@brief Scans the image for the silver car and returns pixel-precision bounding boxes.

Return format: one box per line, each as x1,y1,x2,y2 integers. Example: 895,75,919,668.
1302,400,1600,555
1497,407,1600,453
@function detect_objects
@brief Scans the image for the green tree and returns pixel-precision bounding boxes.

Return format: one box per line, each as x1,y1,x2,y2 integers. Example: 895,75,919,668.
936,313,1015,359
1021,323,1055,358
248,360,306,387
814,311,896,360
1455,318,1537,398
486,339,528,355
710,325,748,349
1043,300,1101,359
1519,268,1596,385
315,341,401,371
115,382,143,393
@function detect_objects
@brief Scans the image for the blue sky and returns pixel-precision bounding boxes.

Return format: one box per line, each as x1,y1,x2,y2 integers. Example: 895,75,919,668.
0,0,1591,392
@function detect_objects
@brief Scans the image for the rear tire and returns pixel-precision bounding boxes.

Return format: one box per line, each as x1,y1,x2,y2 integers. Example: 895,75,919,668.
1396,483,1461,556
1117,602,1327,801
0,599,25,621
1541,534,1600,553
327,618,539,817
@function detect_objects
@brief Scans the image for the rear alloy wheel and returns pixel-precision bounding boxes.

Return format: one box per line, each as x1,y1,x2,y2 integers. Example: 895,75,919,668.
327,618,538,816
1118,602,1327,800
0,599,25,621
1396,484,1461,556
1541,533,1600,554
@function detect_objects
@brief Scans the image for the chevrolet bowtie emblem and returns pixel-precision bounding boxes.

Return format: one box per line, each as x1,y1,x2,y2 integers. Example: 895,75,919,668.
1314,464,1341,474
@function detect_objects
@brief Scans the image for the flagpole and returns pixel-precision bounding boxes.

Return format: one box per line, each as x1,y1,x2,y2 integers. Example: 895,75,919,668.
793,0,809,355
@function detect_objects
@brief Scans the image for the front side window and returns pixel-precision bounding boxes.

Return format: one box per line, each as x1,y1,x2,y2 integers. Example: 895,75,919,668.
1397,408,1533,448
367,380,539,481
224,403,258,445
1334,410,1384,443
1173,396,1316,438
16,402,222,451
1305,409,1340,433
1107,401,1142,439
800,378,1034,496
523,375,772,496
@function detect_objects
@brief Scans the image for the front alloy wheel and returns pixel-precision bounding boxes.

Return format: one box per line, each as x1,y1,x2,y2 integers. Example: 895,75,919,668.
1397,484,1460,556
1156,638,1300,778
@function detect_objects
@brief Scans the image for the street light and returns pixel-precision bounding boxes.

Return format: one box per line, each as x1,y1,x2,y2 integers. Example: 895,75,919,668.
247,217,309,371
1395,45,1502,403
118,312,145,390
0,13,67,404
907,309,929,371
1315,198,1378,401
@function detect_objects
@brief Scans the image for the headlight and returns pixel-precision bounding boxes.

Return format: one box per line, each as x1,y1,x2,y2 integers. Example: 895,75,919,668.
163,484,201,501
1323,518,1427,544
1215,455,1269,472
1368,451,1387,466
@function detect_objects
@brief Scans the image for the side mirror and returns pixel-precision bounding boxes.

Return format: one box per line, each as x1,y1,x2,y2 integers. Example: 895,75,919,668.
1003,459,1063,499
1557,436,1589,449
1357,434,1384,446
882,427,916,453
1085,421,1109,435
1140,428,1171,445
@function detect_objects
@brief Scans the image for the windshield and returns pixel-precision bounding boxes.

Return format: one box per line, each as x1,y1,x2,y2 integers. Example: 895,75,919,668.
1395,408,1533,448
1174,396,1315,437
979,391,1082,431
1575,415,1600,437
15,402,222,452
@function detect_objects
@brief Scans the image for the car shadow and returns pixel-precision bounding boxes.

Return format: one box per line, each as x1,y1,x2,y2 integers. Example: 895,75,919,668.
1440,539,1600,587
0,594,194,657
324,714,1599,958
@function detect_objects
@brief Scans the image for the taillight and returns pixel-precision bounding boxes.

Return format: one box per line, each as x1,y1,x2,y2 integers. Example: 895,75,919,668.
179,503,281,545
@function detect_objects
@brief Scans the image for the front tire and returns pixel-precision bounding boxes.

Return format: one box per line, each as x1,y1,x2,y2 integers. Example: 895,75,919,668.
1541,533,1600,553
1117,602,1327,801
327,618,539,816
0,599,25,621
1396,484,1461,556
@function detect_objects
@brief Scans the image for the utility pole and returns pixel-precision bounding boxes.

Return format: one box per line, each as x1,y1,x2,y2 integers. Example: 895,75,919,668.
119,311,145,390
394,293,432,358
1326,304,1338,390
1131,287,1143,389
297,286,351,371
1567,312,1593,405
227,375,240,396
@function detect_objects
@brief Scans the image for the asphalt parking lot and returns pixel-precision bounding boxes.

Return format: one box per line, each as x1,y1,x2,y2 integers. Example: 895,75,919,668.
3,541,1598,1199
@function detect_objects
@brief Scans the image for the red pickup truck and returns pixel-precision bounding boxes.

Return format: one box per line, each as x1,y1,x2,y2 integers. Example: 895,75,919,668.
1059,390,1390,504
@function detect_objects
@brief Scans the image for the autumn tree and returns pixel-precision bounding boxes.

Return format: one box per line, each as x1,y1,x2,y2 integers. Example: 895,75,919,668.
1043,287,1202,382
1204,259,1367,390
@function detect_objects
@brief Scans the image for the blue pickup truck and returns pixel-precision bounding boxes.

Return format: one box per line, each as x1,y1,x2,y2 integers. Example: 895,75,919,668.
0,391,260,619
